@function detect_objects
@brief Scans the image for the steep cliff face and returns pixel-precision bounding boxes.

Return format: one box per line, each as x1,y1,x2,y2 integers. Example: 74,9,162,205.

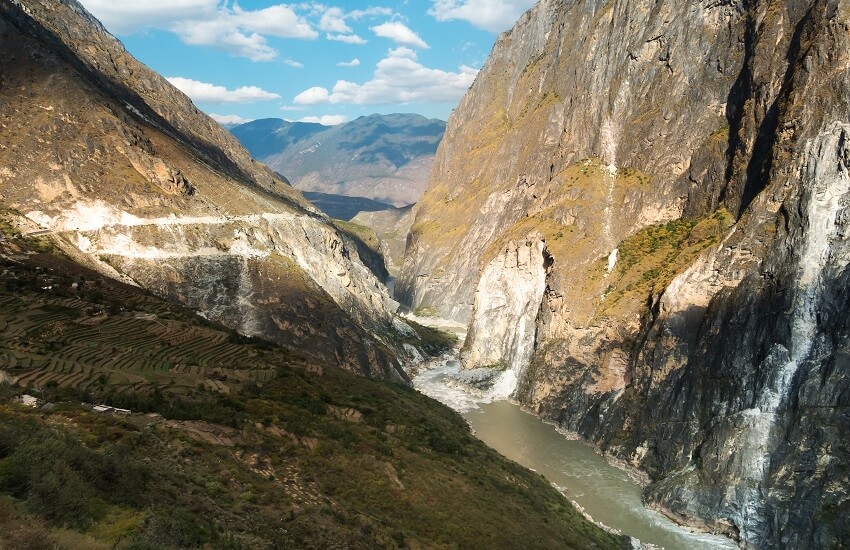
0,0,422,379
399,0,744,320
461,236,549,396
402,0,850,545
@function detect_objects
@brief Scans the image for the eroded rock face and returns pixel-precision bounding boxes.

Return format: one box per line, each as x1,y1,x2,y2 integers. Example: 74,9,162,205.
402,0,850,545
0,0,418,380
461,236,549,396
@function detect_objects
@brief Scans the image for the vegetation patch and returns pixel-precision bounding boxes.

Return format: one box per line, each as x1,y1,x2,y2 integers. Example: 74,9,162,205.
597,209,735,317
404,319,458,356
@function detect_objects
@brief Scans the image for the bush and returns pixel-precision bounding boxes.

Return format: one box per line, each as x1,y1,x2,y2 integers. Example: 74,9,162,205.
0,422,148,529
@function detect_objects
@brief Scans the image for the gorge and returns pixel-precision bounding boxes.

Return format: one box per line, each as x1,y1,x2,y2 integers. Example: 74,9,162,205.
400,0,850,547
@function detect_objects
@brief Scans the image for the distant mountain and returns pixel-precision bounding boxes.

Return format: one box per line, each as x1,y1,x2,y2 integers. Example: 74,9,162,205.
229,118,326,160
230,114,445,207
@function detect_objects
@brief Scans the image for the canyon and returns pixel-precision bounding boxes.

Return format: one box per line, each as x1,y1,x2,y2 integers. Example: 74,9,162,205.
400,0,850,546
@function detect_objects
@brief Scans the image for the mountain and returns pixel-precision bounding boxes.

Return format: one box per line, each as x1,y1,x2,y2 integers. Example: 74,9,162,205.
228,118,326,163
0,231,618,549
0,0,430,381
231,114,446,207
400,0,850,546
0,1,625,546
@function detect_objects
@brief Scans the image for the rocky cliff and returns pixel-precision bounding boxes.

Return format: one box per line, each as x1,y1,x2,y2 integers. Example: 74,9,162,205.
351,205,415,277
0,0,427,380
401,0,850,546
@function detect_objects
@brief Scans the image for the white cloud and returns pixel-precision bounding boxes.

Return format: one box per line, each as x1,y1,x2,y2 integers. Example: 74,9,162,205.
327,33,368,45
280,105,307,111
337,58,361,67
428,0,537,32
231,5,317,39
209,113,253,125
293,86,331,105
319,7,351,33
317,6,397,45
283,59,304,68
179,21,278,61
167,77,281,104
349,7,394,20
293,47,477,106
371,21,429,49
299,115,349,126
78,0,217,34
79,0,317,61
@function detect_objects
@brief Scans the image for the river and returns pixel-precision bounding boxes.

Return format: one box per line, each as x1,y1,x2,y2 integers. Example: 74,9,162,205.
411,354,737,550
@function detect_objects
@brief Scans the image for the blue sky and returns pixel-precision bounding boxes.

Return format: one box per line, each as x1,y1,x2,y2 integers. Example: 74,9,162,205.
77,1,538,125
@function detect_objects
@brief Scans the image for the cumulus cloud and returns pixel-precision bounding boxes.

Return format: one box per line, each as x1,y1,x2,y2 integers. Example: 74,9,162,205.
428,0,536,32
337,58,361,67
78,0,217,34
179,20,278,61
230,5,316,38
327,33,368,45
283,59,304,68
299,115,349,126
293,47,477,106
79,0,316,61
209,113,253,125
319,7,351,33
371,21,429,49
293,86,331,105
167,77,281,104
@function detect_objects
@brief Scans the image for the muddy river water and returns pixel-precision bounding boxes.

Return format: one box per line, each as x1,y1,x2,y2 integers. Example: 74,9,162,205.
411,354,737,549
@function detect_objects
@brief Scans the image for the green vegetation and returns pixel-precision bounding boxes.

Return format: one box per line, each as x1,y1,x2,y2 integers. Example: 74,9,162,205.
404,319,458,356
412,306,438,317
0,235,621,548
598,209,735,316
331,218,383,258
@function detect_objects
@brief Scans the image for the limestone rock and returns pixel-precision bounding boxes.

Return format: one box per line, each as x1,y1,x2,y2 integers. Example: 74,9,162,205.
400,0,850,545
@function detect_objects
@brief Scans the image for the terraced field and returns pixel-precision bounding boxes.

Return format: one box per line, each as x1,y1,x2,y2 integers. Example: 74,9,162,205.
0,240,291,400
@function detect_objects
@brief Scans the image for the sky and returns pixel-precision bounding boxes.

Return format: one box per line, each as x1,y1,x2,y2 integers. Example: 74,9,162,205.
77,0,539,126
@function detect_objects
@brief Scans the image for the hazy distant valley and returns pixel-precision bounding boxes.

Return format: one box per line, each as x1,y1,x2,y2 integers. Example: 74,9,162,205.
230,114,445,212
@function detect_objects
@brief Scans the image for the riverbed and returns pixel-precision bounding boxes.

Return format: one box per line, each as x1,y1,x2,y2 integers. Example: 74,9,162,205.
411,355,737,550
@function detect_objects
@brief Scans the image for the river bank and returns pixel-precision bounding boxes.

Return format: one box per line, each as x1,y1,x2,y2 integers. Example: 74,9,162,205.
409,348,737,550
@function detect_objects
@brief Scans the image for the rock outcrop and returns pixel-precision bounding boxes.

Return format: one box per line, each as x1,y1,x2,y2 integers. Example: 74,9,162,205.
461,236,549,397
401,0,850,545
0,0,423,380
351,205,415,277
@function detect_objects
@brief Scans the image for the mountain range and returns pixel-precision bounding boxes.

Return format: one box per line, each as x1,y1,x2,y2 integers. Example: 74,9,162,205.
230,114,446,209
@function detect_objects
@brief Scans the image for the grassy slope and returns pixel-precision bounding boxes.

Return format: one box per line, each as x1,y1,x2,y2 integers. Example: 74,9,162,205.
0,230,621,549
